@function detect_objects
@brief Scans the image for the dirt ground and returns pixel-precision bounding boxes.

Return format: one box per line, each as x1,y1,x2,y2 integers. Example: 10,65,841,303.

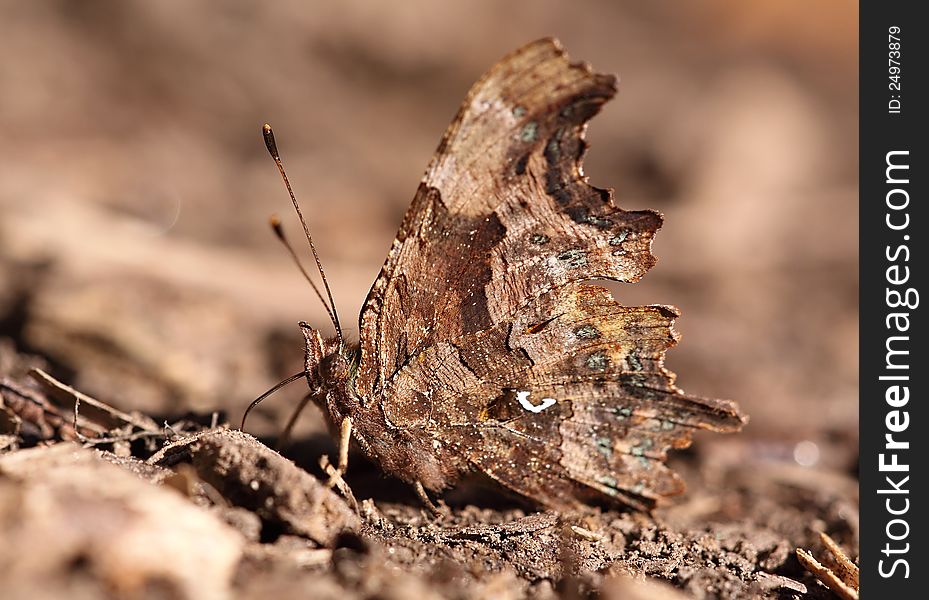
1,2,857,598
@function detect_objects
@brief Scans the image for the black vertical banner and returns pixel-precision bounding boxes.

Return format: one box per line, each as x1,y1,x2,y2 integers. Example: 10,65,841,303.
860,1,926,595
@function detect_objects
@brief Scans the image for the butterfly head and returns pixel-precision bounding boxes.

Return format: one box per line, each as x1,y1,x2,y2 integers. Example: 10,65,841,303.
299,321,370,436
299,322,350,390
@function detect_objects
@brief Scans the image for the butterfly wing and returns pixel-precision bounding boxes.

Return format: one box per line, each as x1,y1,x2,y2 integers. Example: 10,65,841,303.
357,38,658,396
437,283,743,510
353,38,745,507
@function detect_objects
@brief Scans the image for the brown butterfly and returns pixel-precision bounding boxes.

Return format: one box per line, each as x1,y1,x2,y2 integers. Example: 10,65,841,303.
246,38,746,511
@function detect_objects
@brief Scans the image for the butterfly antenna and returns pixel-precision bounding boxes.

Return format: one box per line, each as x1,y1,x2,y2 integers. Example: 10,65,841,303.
262,123,344,349
240,370,307,431
268,215,339,330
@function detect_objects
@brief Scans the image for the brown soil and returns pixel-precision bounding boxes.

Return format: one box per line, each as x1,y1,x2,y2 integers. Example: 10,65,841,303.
1,342,857,599
1,3,857,598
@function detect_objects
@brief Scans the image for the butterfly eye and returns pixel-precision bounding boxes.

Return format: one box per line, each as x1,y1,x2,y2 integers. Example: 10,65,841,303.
319,354,349,383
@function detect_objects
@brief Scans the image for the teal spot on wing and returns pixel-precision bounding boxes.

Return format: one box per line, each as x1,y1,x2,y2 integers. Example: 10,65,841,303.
530,233,550,245
585,350,609,371
546,135,561,160
608,231,628,246
614,406,633,420
557,249,587,269
573,324,601,340
631,439,654,459
596,437,613,458
585,215,612,228
520,121,538,142
609,231,630,256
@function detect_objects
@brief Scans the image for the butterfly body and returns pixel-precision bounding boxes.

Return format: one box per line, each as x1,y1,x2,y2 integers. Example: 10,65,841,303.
301,327,461,492
298,38,746,511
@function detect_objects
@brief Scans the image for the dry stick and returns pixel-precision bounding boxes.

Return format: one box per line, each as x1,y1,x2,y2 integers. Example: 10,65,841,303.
320,454,358,512
796,547,858,600
570,525,605,542
163,421,182,438
820,532,859,590
70,395,166,445
318,417,358,512
30,368,158,433
69,394,109,444
795,533,859,600
1,376,107,436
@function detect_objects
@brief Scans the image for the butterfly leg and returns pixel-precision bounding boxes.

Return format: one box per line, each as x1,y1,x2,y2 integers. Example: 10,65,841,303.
320,417,358,511
336,415,351,473
274,392,313,451
414,480,449,518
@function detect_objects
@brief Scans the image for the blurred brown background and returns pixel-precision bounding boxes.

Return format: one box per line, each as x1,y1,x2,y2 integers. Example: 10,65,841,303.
0,2,857,459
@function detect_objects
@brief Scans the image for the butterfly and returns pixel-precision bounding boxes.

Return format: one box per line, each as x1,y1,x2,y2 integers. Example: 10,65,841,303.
248,38,746,511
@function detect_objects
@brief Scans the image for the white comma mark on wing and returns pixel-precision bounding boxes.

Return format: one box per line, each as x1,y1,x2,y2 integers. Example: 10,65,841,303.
516,390,556,413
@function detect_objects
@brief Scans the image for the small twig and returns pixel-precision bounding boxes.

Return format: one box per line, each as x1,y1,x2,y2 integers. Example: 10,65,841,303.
70,394,89,442
570,525,604,542
320,454,358,512
2,376,107,437
30,368,158,433
796,532,859,600
163,421,180,439
72,395,170,446
820,532,859,590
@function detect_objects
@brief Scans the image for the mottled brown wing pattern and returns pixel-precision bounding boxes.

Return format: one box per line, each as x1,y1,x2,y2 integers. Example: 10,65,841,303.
350,38,746,508
355,38,660,399
384,282,743,509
